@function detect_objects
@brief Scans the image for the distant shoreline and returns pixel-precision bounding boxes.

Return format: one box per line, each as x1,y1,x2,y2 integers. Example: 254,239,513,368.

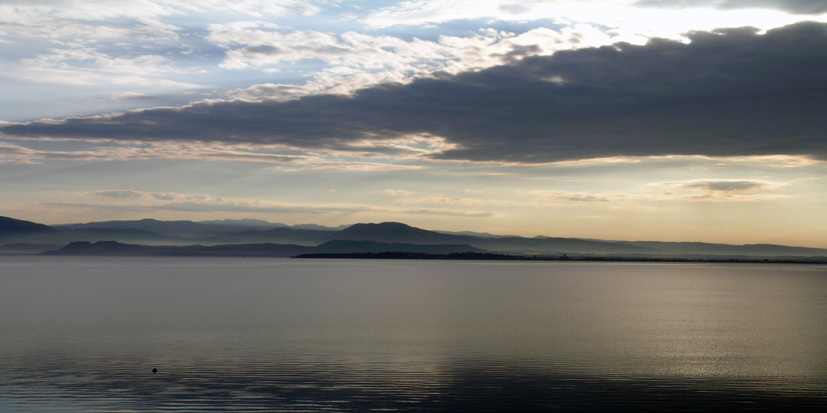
5,239,824,264
293,251,827,264
5,217,827,260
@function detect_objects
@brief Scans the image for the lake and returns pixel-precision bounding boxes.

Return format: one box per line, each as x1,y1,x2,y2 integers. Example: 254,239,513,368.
2,256,827,411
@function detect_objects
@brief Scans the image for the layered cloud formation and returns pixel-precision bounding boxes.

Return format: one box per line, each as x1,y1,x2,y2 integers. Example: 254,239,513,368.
4,22,826,164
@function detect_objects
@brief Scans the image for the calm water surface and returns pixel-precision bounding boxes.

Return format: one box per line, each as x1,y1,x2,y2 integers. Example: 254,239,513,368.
1,256,827,411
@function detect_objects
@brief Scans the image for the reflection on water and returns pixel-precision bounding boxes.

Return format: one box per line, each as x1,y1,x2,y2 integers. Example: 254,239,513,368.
1,257,827,411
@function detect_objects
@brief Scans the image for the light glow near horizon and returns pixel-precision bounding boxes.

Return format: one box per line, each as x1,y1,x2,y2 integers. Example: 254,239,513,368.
1,0,826,248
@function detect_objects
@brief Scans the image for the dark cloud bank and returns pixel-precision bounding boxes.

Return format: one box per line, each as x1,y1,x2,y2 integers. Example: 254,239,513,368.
3,22,827,164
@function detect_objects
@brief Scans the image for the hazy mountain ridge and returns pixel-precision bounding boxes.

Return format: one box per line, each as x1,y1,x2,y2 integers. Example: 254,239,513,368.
44,241,310,257
625,241,827,257
0,216,72,244
60,228,192,245
314,240,485,255
3,215,827,259
201,227,337,246
55,218,346,236
53,218,274,238
45,240,486,257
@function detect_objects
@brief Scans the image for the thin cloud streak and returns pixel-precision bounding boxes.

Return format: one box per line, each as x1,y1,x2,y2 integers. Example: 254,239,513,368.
683,180,770,193
658,179,782,201
95,190,144,199
47,190,496,219
0,141,308,164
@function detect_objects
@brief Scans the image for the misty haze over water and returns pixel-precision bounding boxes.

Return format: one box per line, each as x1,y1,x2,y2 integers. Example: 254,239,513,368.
2,257,827,411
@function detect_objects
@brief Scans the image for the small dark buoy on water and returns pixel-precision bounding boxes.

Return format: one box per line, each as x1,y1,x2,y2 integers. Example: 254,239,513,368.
152,368,157,374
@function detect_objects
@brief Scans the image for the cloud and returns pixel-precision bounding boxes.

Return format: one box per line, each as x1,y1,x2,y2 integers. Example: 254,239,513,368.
361,0,824,32
463,189,487,195
150,193,181,201
0,1,322,92
3,22,827,164
525,191,612,203
46,200,373,215
148,201,366,215
277,162,421,172
95,190,144,199
390,190,644,211
0,139,431,171
394,195,494,206
49,190,496,219
399,209,495,218
61,190,376,215
7,46,202,88
661,179,778,201
682,180,770,193
0,140,309,164
0,1,320,27
384,189,413,197
213,24,608,102
635,0,827,14
113,93,157,101
361,0,621,29
208,23,606,72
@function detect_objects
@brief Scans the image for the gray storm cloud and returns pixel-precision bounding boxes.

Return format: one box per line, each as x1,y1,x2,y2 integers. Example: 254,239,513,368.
2,22,826,164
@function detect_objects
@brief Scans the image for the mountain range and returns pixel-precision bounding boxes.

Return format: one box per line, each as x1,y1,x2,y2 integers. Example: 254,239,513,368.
2,215,826,259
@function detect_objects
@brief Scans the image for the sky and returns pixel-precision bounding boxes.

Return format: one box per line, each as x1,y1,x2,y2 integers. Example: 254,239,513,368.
1,0,826,247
